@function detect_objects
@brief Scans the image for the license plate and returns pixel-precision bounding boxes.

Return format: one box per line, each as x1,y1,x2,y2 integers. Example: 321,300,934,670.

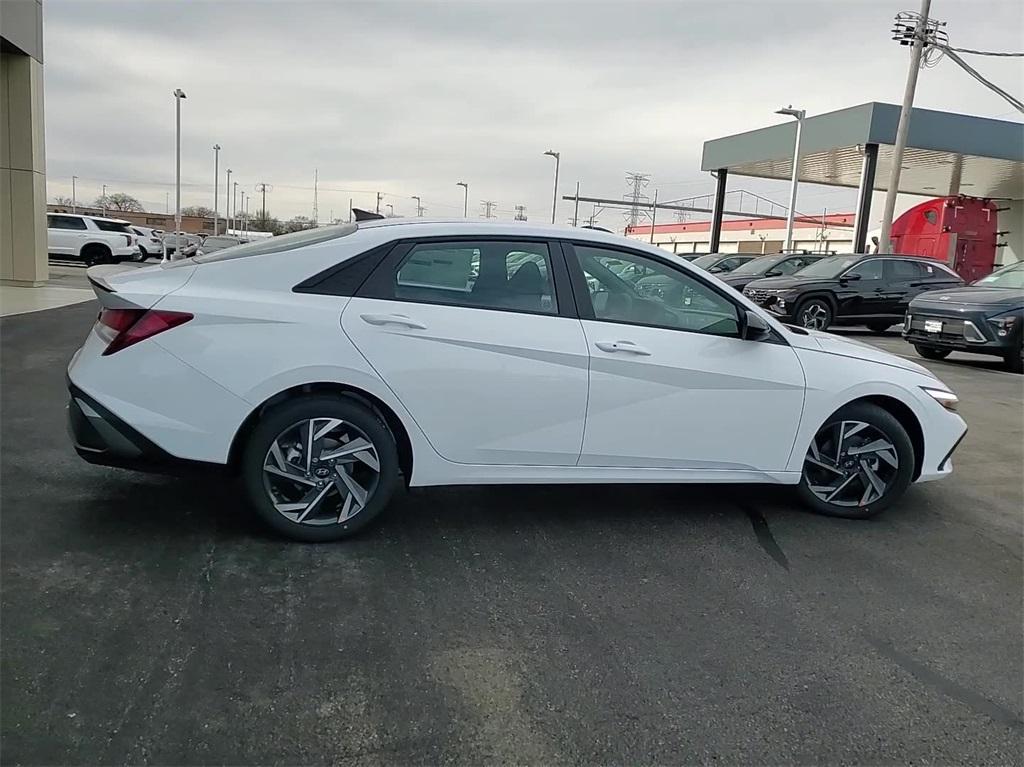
924,319,943,333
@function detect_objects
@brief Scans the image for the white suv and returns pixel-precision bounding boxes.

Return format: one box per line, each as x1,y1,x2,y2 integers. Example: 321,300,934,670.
47,213,140,265
130,226,166,261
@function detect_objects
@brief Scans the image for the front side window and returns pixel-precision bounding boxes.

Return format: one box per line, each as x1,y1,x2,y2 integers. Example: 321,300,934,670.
393,240,557,314
844,259,883,280
48,215,87,231
573,246,740,337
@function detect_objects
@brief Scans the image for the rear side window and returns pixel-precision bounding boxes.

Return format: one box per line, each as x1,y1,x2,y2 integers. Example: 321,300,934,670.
48,215,87,230
391,240,557,314
92,220,131,233
888,259,927,280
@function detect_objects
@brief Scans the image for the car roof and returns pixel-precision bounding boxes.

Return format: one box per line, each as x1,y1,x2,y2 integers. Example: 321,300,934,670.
82,214,131,225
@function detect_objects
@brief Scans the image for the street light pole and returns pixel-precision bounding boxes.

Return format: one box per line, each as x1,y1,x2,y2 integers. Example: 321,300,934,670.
102,184,107,215
456,182,468,217
173,89,186,258
232,181,238,236
543,150,560,224
412,196,423,216
72,176,77,213
880,0,933,251
240,191,246,234
213,144,220,235
776,106,805,251
225,169,232,234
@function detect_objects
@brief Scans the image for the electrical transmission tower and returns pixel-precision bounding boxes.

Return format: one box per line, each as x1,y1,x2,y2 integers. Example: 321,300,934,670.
255,182,273,217
623,172,651,229
480,200,497,218
514,204,527,221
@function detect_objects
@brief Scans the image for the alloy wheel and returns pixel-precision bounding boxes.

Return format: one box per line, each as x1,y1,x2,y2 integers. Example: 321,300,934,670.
799,302,829,330
803,420,899,507
262,418,380,526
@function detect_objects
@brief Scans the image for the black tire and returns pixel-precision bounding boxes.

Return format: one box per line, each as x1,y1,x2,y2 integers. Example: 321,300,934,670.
81,244,111,266
796,297,833,331
133,246,149,263
914,345,951,360
866,322,892,334
796,402,915,520
241,396,400,542
1004,339,1023,374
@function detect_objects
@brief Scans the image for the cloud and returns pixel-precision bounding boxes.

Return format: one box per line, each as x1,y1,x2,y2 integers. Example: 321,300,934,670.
42,0,1024,226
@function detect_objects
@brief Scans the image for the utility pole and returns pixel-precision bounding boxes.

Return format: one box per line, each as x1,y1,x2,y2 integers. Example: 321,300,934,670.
880,0,935,251
514,204,527,221
456,182,468,216
213,144,220,235
623,172,650,229
649,189,659,245
255,182,272,219
375,191,383,215
481,200,497,218
312,169,319,226
72,176,77,213
573,181,580,226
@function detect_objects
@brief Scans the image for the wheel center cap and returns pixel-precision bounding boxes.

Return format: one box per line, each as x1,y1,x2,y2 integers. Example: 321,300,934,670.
314,466,331,478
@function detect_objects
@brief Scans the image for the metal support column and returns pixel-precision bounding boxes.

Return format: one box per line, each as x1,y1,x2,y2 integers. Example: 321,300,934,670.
852,143,879,253
709,170,728,252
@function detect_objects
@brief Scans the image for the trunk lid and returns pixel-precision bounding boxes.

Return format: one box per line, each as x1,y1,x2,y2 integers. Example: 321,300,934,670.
86,262,197,309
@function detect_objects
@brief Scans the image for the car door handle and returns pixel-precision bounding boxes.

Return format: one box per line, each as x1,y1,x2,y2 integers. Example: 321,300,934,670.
360,313,427,330
594,341,651,356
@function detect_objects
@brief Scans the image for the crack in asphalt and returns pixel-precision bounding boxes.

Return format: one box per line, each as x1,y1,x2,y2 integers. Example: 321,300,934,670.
865,636,1024,730
742,506,790,572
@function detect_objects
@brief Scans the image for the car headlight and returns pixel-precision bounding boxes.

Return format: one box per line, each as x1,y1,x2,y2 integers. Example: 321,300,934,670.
987,313,1019,338
903,313,912,333
921,387,959,412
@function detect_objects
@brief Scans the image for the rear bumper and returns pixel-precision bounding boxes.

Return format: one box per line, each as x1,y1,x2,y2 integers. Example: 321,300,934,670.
67,380,223,475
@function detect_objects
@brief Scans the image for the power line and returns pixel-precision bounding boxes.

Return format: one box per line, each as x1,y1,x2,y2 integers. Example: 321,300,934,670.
937,46,1024,113
946,45,1024,57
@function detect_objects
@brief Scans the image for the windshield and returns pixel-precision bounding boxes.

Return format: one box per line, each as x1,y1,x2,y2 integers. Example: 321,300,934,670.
729,255,785,276
793,254,862,279
975,262,1024,288
691,255,721,269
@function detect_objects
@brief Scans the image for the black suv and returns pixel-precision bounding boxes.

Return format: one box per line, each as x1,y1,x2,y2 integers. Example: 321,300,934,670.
743,254,963,332
718,252,825,293
903,261,1024,373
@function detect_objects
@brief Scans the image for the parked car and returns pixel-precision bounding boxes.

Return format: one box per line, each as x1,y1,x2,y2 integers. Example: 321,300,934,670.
903,260,1024,373
162,232,203,257
743,254,963,332
130,226,165,261
196,235,246,256
67,220,965,542
690,253,759,274
46,213,140,265
718,253,825,293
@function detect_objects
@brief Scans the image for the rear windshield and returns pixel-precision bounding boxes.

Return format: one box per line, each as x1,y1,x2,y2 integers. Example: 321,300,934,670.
92,220,131,233
192,223,358,263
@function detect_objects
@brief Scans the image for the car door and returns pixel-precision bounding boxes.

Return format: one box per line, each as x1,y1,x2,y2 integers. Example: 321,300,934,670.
342,238,589,466
836,258,886,318
563,243,806,473
47,214,87,255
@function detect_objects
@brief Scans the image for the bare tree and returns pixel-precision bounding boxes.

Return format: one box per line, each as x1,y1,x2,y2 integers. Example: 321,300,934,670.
95,192,144,212
181,205,216,218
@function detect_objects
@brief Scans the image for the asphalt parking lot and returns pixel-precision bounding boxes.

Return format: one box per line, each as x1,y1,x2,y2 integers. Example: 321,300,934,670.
2,300,1022,765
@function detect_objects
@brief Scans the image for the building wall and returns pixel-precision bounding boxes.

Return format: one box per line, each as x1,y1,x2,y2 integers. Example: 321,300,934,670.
626,217,855,255
46,205,223,235
1,2,48,286
1001,199,1023,266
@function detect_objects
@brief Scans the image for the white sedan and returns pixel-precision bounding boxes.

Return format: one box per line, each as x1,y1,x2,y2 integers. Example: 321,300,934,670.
67,220,966,541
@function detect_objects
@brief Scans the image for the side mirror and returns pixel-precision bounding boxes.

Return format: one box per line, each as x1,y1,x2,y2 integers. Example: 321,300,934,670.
841,272,861,282
765,269,782,277
742,310,772,341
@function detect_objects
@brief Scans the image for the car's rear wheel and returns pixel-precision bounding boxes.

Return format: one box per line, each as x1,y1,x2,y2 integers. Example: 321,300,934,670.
241,396,399,541
797,402,914,519
914,345,951,360
133,246,149,263
866,321,892,334
81,244,111,266
796,298,832,331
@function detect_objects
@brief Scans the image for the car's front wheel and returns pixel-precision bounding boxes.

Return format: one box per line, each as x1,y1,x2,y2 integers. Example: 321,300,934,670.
1004,338,1023,374
914,345,951,360
241,396,400,541
797,402,914,519
796,298,833,331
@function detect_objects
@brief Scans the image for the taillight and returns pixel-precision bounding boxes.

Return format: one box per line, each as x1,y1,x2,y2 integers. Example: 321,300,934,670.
96,308,193,355
124,235,133,246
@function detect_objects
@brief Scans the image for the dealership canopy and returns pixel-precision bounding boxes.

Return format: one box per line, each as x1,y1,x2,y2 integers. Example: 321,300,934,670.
700,102,1024,252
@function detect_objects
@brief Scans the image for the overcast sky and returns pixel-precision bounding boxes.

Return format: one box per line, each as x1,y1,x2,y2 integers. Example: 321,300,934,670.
42,0,1023,229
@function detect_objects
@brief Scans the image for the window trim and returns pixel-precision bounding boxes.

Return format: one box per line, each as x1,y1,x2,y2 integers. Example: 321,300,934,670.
356,235,577,320
560,239,784,344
